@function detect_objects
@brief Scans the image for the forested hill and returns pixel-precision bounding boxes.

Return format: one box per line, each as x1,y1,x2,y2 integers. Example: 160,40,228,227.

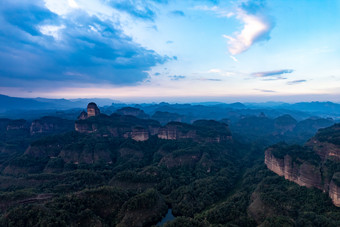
0,103,340,226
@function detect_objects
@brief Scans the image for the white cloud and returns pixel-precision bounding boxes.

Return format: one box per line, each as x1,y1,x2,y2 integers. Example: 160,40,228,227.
230,55,238,62
39,25,65,40
224,7,274,55
68,0,79,8
208,68,222,73
194,5,232,18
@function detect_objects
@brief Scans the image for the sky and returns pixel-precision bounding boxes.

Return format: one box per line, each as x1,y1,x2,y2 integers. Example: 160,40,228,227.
0,0,340,102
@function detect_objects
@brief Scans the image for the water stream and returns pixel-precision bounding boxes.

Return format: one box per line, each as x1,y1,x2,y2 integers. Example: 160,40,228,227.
156,209,175,226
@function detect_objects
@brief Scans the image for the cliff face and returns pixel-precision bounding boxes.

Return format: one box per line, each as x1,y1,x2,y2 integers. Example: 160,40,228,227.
306,124,340,160
157,121,232,143
265,148,323,190
75,113,160,142
329,177,340,207
157,123,196,140
265,124,340,207
75,105,232,144
30,117,73,136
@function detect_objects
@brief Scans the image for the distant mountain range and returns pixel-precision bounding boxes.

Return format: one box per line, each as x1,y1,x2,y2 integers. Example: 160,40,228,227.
1,94,340,120
0,94,116,112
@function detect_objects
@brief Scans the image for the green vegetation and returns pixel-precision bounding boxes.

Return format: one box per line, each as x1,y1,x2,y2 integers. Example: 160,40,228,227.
0,115,340,226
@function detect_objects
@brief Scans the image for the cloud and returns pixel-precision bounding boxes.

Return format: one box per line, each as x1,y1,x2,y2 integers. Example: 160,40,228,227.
287,80,307,85
106,0,169,21
112,1,156,21
254,89,276,93
224,0,274,55
252,69,294,78
199,78,222,81
169,75,186,80
170,10,185,17
0,0,169,88
194,5,231,18
230,55,238,62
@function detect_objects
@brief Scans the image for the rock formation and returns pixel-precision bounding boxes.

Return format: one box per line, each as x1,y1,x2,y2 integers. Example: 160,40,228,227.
30,116,73,135
77,111,88,120
157,120,232,143
87,102,100,118
76,104,232,144
75,106,160,142
265,124,340,207
265,148,323,190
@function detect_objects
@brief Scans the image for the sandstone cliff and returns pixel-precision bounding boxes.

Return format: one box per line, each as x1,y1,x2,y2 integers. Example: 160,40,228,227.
329,173,340,207
75,113,160,142
265,147,323,190
76,104,232,144
265,124,340,207
30,116,73,136
157,120,232,143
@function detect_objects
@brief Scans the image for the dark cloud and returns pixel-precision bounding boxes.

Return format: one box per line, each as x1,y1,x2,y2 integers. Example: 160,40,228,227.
170,10,185,17
252,69,294,78
169,75,186,80
287,80,307,85
0,0,169,88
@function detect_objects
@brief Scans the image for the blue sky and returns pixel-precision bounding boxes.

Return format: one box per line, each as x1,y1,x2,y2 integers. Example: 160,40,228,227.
0,0,340,102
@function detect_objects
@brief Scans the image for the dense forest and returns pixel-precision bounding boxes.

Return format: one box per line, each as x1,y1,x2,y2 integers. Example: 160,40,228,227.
0,103,339,226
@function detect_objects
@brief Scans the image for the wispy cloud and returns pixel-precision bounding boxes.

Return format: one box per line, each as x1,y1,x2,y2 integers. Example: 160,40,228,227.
198,78,222,81
287,79,307,85
230,55,238,62
208,69,235,76
169,75,186,80
252,69,294,78
254,88,276,93
194,5,232,18
224,0,274,55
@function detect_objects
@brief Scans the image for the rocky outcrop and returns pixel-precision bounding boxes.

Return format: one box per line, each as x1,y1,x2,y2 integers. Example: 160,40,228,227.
75,111,160,142
265,148,323,190
265,124,340,207
77,111,88,120
76,104,232,144
130,127,149,141
158,122,196,140
6,119,27,131
158,120,232,143
329,173,340,207
306,124,340,160
30,116,73,135
87,102,100,118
